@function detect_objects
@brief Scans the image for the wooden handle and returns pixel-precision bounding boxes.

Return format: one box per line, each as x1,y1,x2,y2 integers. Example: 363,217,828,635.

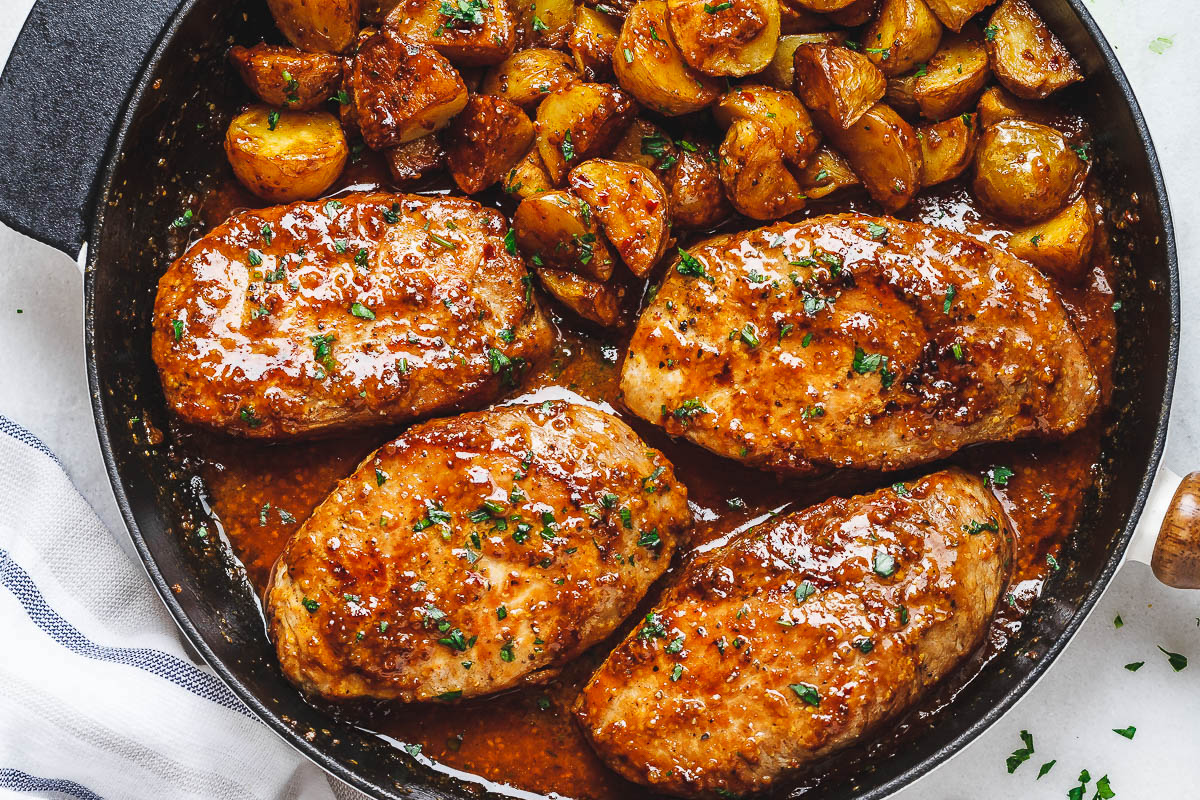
1152,471,1200,589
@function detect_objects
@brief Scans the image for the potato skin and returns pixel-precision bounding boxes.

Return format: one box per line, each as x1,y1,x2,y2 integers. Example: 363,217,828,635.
230,45,343,110
384,0,516,65
913,26,990,119
266,0,361,53
917,113,977,186
986,0,1082,99
667,144,732,229
514,190,617,281
570,5,622,80
502,145,555,198
224,106,348,202
719,118,806,220
535,82,637,183
792,43,885,130
610,118,677,173
825,0,877,25
972,118,1083,223
821,102,922,212
569,159,670,277
714,84,819,167
536,267,625,326
445,95,535,193
863,0,943,76
385,135,447,185
614,0,722,115
666,0,781,78
353,30,469,149
795,145,859,198
1007,195,1095,282
514,0,574,48
923,0,995,31
762,32,844,89
480,48,579,109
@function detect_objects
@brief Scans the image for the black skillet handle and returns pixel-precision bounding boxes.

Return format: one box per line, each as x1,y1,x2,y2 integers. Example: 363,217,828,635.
0,0,186,255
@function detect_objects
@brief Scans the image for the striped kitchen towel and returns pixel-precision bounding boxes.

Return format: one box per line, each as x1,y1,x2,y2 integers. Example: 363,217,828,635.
0,417,365,800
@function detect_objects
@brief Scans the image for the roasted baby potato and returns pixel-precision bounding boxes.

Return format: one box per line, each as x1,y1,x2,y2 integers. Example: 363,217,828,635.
385,134,447,185
480,48,578,109
719,118,806,220
821,102,922,211
363,0,404,23
777,1,830,34
1006,195,1095,282
536,267,625,326
535,82,637,182
976,84,1058,128
762,32,845,89
515,0,575,47
570,5,622,80
667,143,732,228
614,0,722,115
354,30,469,149
913,26,990,119
514,190,617,280
825,0,878,25
917,113,977,185
445,95,535,193
986,0,1082,99
266,0,361,53
795,145,860,199
923,0,995,31
229,45,342,110
666,0,781,77
862,0,943,76
224,106,348,202
886,70,920,114
502,145,555,198
785,0,859,9
714,84,819,166
610,118,678,173
384,0,516,66
973,118,1083,222
568,159,670,276
792,43,886,130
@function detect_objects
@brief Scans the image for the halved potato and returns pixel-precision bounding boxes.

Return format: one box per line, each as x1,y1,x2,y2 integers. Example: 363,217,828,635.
862,0,943,76
502,145,555,198
1006,195,1095,282
973,118,1083,223
384,0,516,65
266,0,361,53
719,118,807,220
977,84,1053,127
666,0,781,77
762,32,846,89
924,0,995,31
777,0,833,33
795,145,860,199
985,0,1082,99
913,26,990,119
568,159,670,276
785,0,859,9
363,0,405,23
229,45,343,110
714,84,819,166
385,134,447,185
792,43,886,130
571,5,622,80
667,143,732,228
535,82,637,182
515,0,575,48
917,113,976,185
480,48,579,109
886,71,920,115
224,106,349,201
610,118,678,172
825,0,878,25
614,0,722,115
514,190,617,280
445,95,535,193
536,267,625,326
354,30,469,149
820,102,922,211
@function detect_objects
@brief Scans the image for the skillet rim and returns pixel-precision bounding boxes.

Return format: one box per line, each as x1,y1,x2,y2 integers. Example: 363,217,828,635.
82,1,1181,797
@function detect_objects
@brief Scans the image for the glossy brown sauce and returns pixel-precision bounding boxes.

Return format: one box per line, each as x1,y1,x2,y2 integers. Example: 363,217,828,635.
179,153,1115,798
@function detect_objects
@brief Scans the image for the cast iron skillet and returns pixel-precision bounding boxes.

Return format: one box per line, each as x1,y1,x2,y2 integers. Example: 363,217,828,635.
0,0,1185,797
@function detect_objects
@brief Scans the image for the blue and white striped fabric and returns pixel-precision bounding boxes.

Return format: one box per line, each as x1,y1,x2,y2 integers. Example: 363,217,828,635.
0,417,364,800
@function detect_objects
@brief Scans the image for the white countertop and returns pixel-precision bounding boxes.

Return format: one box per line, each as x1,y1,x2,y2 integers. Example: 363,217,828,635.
1,1,1196,797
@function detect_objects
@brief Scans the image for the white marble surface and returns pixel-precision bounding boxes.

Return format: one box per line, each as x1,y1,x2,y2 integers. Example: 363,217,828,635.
1,1,1197,797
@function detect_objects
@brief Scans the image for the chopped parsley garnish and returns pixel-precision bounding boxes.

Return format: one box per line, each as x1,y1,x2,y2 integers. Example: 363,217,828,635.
496,606,508,620
964,518,1000,535
943,284,957,314
852,346,895,388
382,203,402,224
872,551,896,577
789,683,819,706
560,130,576,161
267,110,280,130
795,580,815,602
349,302,375,320
437,628,476,652
1124,661,1144,671
665,635,684,654
1112,725,1136,740
985,465,1015,487
670,663,684,681
1005,729,1034,773
638,612,667,639
171,319,184,341
248,249,263,267
892,482,910,496
677,248,712,281
310,334,336,374
984,24,998,41
438,0,490,28
1037,760,1056,779
171,209,194,229
499,641,515,662
854,637,874,653
504,228,517,255
867,222,888,241
637,529,662,549
375,468,388,486
641,133,677,170
739,323,760,349
239,406,263,428
1158,645,1188,671
301,597,319,613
